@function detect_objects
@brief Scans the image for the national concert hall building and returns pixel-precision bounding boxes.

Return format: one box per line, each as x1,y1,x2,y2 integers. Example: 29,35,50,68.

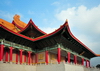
0,14,100,71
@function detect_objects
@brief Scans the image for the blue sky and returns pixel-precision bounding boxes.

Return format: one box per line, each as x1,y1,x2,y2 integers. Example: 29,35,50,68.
0,0,100,66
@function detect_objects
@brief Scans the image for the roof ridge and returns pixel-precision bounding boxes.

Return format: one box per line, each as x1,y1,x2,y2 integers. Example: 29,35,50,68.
19,19,47,35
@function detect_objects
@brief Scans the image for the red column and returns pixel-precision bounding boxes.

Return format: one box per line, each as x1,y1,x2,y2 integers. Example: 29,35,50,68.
0,44,1,61
35,53,38,63
10,47,13,62
57,48,61,64
45,51,48,65
28,51,31,65
82,58,84,65
74,55,77,64
24,54,26,63
86,60,88,68
88,60,90,67
5,51,8,62
20,49,23,64
16,52,18,64
67,52,70,63
0,44,4,61
31,54,33,64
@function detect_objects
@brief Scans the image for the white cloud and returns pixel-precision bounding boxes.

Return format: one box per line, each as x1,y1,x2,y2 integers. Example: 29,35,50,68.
51,1,60,6
55,5,100,66
56,5,100,34
55,4,100,54
77,34,100,54
40,27,56,34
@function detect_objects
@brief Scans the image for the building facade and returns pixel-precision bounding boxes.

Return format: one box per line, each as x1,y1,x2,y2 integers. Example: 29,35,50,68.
0,15,100,71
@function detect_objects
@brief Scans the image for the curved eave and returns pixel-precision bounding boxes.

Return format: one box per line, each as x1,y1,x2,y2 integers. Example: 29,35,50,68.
96,54,100,57
19,19,47,35
12,20,24,30
0,22,65,42
65,21,97,57
0,19,97,58
0,24,33,41
31,21,67,41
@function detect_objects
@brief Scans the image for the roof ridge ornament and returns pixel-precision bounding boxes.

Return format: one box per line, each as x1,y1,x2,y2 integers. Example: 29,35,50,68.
13,14,20,21
66,19,68,23
65,19,68,26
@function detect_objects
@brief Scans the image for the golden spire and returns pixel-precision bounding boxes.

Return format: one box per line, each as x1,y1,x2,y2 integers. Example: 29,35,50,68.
65,19,68,23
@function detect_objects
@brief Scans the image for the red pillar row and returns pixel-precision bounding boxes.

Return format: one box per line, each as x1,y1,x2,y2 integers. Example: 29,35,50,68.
67,52,70,63
66,52,90,67
0,44,4,61
45,51,48,65
57,48,61,64
0,44,35,65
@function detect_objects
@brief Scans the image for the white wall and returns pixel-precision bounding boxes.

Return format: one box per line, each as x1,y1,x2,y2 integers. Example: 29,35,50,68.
65,63,84,71
0,63,36,71
36,63,65,71
0,62,100,71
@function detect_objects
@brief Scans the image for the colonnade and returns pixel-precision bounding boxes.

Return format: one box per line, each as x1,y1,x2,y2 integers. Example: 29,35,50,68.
0,44,90,67
0,44,36,65
56,48,90,68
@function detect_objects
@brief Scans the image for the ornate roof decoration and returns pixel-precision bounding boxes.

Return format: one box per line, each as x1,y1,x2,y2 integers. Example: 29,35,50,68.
12,14,27,30
19,19,47,38
0,14,99,59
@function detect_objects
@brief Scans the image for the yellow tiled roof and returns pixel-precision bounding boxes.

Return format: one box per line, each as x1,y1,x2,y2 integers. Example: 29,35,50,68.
0,14,27,33
13,14,27,28
0,19,19,33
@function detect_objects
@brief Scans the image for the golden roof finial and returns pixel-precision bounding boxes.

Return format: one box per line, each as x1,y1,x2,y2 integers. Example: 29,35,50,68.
13,14,20,21
66,19,68,23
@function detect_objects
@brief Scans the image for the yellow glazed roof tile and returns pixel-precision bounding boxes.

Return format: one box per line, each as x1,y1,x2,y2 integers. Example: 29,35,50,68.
13,14,27,28
0,18,19,32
